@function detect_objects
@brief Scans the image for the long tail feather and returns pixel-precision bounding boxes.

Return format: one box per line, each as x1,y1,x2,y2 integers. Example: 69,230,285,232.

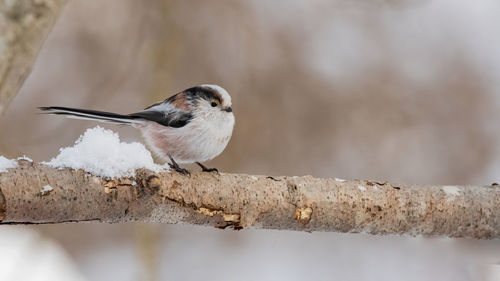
39,106,144,125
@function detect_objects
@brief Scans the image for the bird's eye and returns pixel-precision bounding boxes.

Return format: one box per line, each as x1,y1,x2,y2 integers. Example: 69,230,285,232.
211,101,218,107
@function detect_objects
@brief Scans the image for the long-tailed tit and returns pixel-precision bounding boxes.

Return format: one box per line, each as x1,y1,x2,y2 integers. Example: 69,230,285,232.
40,84,235,175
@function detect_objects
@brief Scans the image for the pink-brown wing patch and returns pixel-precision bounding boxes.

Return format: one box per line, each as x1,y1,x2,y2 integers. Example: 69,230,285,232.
171,92,191,111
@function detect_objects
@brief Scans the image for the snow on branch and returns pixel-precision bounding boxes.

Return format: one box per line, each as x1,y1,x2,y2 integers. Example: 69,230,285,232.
1,127,499,238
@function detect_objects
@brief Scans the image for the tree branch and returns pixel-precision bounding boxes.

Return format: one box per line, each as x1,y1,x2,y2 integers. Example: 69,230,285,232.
0,0,67,115
1,161,499,238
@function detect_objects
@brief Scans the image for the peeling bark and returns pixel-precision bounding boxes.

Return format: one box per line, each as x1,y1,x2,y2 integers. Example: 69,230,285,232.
0,0,67,115
1,160,500,239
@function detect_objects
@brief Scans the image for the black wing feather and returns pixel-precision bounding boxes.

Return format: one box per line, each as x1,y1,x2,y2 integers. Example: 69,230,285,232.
39,106,192,128
39,106,133,120
129,110,192,128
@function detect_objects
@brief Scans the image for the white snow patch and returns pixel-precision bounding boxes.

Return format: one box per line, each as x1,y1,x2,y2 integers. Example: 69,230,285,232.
17,155,33,162
335,178,346,182
442,185,461,196
0,156,17,173
250,176,258,181
357,185,366,191
40,185,53,195
43,126,167,178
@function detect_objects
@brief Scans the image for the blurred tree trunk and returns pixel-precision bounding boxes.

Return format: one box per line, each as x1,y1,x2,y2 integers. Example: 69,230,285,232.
1,161,500,239
0,0,66,115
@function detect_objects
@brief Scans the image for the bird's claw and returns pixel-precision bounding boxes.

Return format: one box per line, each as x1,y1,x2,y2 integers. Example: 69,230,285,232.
202,167,219,174
169,163,191,176
196,162,219,174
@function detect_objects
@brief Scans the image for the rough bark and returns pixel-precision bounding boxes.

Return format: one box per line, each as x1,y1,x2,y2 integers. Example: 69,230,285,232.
1,160,499,239
0,0,67,115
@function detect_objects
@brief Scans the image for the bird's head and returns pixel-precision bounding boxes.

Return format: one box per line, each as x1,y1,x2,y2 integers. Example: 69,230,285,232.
184,84,234,122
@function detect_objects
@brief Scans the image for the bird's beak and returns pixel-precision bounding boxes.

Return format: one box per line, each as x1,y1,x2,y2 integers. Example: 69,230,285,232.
224,107,232,113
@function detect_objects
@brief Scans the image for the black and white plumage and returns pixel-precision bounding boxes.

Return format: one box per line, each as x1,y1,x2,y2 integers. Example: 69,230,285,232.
40,84,235,174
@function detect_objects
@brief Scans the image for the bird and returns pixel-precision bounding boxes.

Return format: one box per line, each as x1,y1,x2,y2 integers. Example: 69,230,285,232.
39,84,235,175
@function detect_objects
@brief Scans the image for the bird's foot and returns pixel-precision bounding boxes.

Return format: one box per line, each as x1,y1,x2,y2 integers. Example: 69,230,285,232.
168,156,190,175
196,162,219,174
169,162,190,175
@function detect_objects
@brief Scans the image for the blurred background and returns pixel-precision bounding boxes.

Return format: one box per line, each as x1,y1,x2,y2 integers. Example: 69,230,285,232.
1,0,500,280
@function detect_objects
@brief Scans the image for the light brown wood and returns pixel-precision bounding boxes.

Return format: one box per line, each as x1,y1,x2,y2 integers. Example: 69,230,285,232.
1,160,499,239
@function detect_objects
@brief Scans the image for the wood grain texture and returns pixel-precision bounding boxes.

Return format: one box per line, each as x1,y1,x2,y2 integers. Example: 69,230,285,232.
1,160,499,239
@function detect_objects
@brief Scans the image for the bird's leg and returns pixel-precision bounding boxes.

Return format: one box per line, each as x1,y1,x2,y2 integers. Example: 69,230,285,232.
168,156,190,175
196,162,219,174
